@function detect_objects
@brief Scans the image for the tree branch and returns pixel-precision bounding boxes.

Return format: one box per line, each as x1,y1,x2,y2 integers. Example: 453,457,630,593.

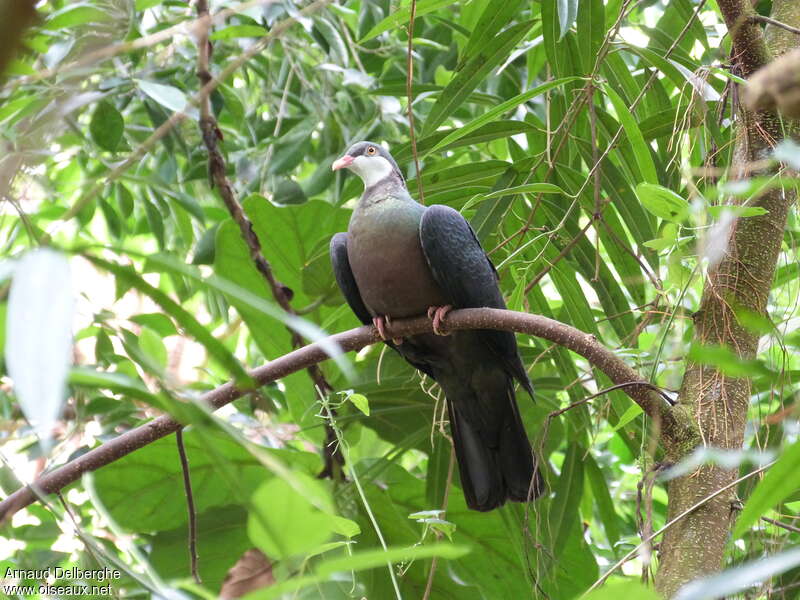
752,14,800,36
194,0,340,477
0,308,695,522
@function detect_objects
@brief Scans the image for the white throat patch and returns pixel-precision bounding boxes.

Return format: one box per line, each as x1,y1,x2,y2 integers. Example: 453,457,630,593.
351,155,394,188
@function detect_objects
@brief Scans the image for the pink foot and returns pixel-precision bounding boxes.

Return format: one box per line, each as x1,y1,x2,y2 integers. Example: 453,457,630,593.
427,305,453,336
372,315,403,345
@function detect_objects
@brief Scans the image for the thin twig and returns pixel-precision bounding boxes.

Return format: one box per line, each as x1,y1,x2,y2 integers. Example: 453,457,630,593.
319,397,402,599
422,447,455,600
587,83,603,282
761,516,800,535
175,429,200,584
406,0,425,203
749,15,800,37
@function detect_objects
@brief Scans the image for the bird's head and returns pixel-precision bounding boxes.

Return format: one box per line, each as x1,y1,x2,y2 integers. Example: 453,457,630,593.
331,141,404,188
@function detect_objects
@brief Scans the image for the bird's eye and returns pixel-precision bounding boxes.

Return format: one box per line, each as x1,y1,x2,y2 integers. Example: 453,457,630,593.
367,146,376,155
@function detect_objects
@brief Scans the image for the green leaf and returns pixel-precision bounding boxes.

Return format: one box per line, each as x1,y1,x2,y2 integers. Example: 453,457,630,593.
150,506,250,592
256,542,470,600
425,435,452,507
393,121,537,164
130,313,178,337
577,0,604,72
424,77,581,158
92,430,319,532
136,79,197,118
89,101,124,152
549,443,585,559
248,473,336,560
272,178,307,205
557,0,579,39
687,343,769,378
733,441,800,538
409,160,510,197
86,255,252,386
45,4,107,29
348,392,370,416
359,0,456,42
611,404,643,432
423,20,534,134
68,367,156,404
583,580,661,600
461,0,526,64
635,183,690,222
707,205,768,219
209,25,268,40
603,84,658,185
319,543,470,576
585,455,621,551
462,182,567,211
138,327,168,370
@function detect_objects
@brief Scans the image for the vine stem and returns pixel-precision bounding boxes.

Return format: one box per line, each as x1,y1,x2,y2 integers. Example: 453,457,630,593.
319,396,402,599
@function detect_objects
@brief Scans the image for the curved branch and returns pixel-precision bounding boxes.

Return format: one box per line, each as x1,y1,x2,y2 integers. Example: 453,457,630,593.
0,308,695,522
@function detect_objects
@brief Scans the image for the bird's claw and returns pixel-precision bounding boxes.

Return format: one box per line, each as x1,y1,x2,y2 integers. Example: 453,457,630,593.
427,305,453,336
373,315,403,345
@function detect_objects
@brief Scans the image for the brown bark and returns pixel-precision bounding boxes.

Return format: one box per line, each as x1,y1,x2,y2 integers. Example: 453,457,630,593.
0,0,37,76
655,0,799,596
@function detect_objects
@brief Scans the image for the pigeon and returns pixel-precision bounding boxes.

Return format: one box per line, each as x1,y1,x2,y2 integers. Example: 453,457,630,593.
330,141,543,511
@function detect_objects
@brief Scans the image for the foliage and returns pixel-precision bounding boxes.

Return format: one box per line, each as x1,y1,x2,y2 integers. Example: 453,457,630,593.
0,0,798,598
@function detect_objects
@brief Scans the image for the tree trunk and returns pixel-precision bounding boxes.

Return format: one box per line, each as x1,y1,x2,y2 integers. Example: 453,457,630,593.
655,0,799,597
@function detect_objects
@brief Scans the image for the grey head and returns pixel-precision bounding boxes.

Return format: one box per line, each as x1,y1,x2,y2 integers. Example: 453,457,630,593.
331,141,405,189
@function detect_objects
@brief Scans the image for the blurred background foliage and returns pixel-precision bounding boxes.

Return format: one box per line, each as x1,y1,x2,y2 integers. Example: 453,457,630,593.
0,0,799,598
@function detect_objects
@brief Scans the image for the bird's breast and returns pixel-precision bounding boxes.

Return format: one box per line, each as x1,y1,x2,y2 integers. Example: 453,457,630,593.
348,199,447,318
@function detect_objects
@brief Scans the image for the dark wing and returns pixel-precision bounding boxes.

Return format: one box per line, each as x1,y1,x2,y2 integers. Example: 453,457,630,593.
419,205,532,394
330,232,372,325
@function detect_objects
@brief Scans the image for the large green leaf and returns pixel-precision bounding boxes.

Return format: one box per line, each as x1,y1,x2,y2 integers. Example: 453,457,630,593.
733,444,800,538
460,0,526,64
92,430,320,532
150,505,251,592
603,84,658,185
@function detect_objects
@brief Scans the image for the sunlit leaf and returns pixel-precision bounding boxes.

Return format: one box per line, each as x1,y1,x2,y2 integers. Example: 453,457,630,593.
675,548,800,600
733,441,800,538
5,250,74,449
635,183,690,222
210,25,268,40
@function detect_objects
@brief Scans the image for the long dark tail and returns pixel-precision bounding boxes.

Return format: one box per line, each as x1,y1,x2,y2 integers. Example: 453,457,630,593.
446,379,544,512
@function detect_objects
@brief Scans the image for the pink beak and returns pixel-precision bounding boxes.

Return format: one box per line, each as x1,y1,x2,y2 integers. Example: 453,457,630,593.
332,155,354,171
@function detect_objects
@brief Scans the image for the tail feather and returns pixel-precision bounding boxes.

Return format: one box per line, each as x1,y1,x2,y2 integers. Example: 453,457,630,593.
446,381,544,512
